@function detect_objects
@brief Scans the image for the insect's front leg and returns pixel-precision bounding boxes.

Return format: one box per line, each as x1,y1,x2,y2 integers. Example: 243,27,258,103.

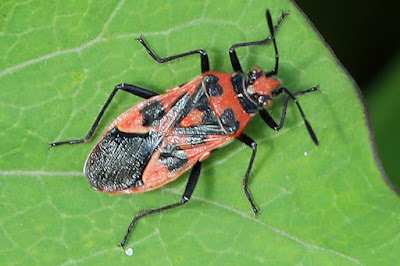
49,83,158,147
137,37,210,73
259,86,320,145
228,11,288,73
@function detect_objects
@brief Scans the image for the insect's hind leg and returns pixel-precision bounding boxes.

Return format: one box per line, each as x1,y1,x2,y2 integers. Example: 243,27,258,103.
137,37,210,73
237,134,260,214
229,11,288,73
120,161,202,248
49,83,158,147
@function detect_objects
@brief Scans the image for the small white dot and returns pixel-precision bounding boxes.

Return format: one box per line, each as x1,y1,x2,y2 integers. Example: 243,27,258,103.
125,248,134,256
304,151,308,156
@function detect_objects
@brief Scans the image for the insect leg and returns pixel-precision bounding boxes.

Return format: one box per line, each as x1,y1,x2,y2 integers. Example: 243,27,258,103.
120,161,202,248
229,11,287,73
259,86,319,145
137,37,209,73
237,134,260,214
49,83,158,147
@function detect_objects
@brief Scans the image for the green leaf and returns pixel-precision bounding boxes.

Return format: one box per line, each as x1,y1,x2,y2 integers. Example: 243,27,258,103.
1,0,399,264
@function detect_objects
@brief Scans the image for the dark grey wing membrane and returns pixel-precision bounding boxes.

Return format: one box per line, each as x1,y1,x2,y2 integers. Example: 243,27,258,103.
84,127,163,191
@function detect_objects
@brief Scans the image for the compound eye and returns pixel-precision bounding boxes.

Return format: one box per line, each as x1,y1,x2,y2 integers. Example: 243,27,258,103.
260,98,274,109
250,66,263,75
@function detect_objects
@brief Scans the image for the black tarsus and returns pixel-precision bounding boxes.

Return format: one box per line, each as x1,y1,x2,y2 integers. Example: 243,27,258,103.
260,86,320,145
228,10,288,73
137,37,210,73
120,161,202,249
237,134,259,214
49,83,158,147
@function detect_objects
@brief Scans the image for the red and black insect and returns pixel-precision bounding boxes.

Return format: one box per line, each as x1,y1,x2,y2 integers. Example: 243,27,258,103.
50,10,319,249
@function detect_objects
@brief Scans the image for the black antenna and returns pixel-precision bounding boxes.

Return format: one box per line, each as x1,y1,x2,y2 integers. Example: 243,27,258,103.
266,10,279,76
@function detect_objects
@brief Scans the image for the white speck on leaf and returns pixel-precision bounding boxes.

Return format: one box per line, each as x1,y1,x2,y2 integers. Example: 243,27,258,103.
125,248,133,256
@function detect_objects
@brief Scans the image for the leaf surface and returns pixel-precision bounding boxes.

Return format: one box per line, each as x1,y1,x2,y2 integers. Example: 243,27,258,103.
1,0,399,264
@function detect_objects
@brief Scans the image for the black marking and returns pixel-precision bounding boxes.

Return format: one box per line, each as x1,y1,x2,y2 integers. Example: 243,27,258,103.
140,100,165,127
204,75,223,96
159,145,188,172
193,88,220,125
202,107,219,125
220,108,240,134
168,82,225,135
84,127,163,191
232,73,257,114
173,84,221,129
195,93,209,111
173,93,195,126
187,134,207,146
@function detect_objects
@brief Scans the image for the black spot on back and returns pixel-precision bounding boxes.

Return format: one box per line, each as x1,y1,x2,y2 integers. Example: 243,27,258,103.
232,73,257,114
204,74,223,97
159,145,188,172
140,100,165,127
220,108,240,134
84,128,164,191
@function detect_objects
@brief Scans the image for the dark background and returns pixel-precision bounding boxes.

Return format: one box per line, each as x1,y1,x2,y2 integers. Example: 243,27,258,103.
297,0,400,192
297,0,399,91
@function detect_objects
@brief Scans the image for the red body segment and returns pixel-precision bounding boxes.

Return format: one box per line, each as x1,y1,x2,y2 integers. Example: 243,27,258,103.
249,75,280,96
205,72,254,137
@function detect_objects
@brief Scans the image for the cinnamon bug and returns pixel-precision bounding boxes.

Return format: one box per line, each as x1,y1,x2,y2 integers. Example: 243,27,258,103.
50,10,319,251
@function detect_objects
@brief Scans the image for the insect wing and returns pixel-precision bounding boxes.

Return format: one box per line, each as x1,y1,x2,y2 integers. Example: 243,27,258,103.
118,133,234,194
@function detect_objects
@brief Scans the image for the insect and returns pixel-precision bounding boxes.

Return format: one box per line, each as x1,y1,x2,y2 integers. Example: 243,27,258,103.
50,10,319,250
